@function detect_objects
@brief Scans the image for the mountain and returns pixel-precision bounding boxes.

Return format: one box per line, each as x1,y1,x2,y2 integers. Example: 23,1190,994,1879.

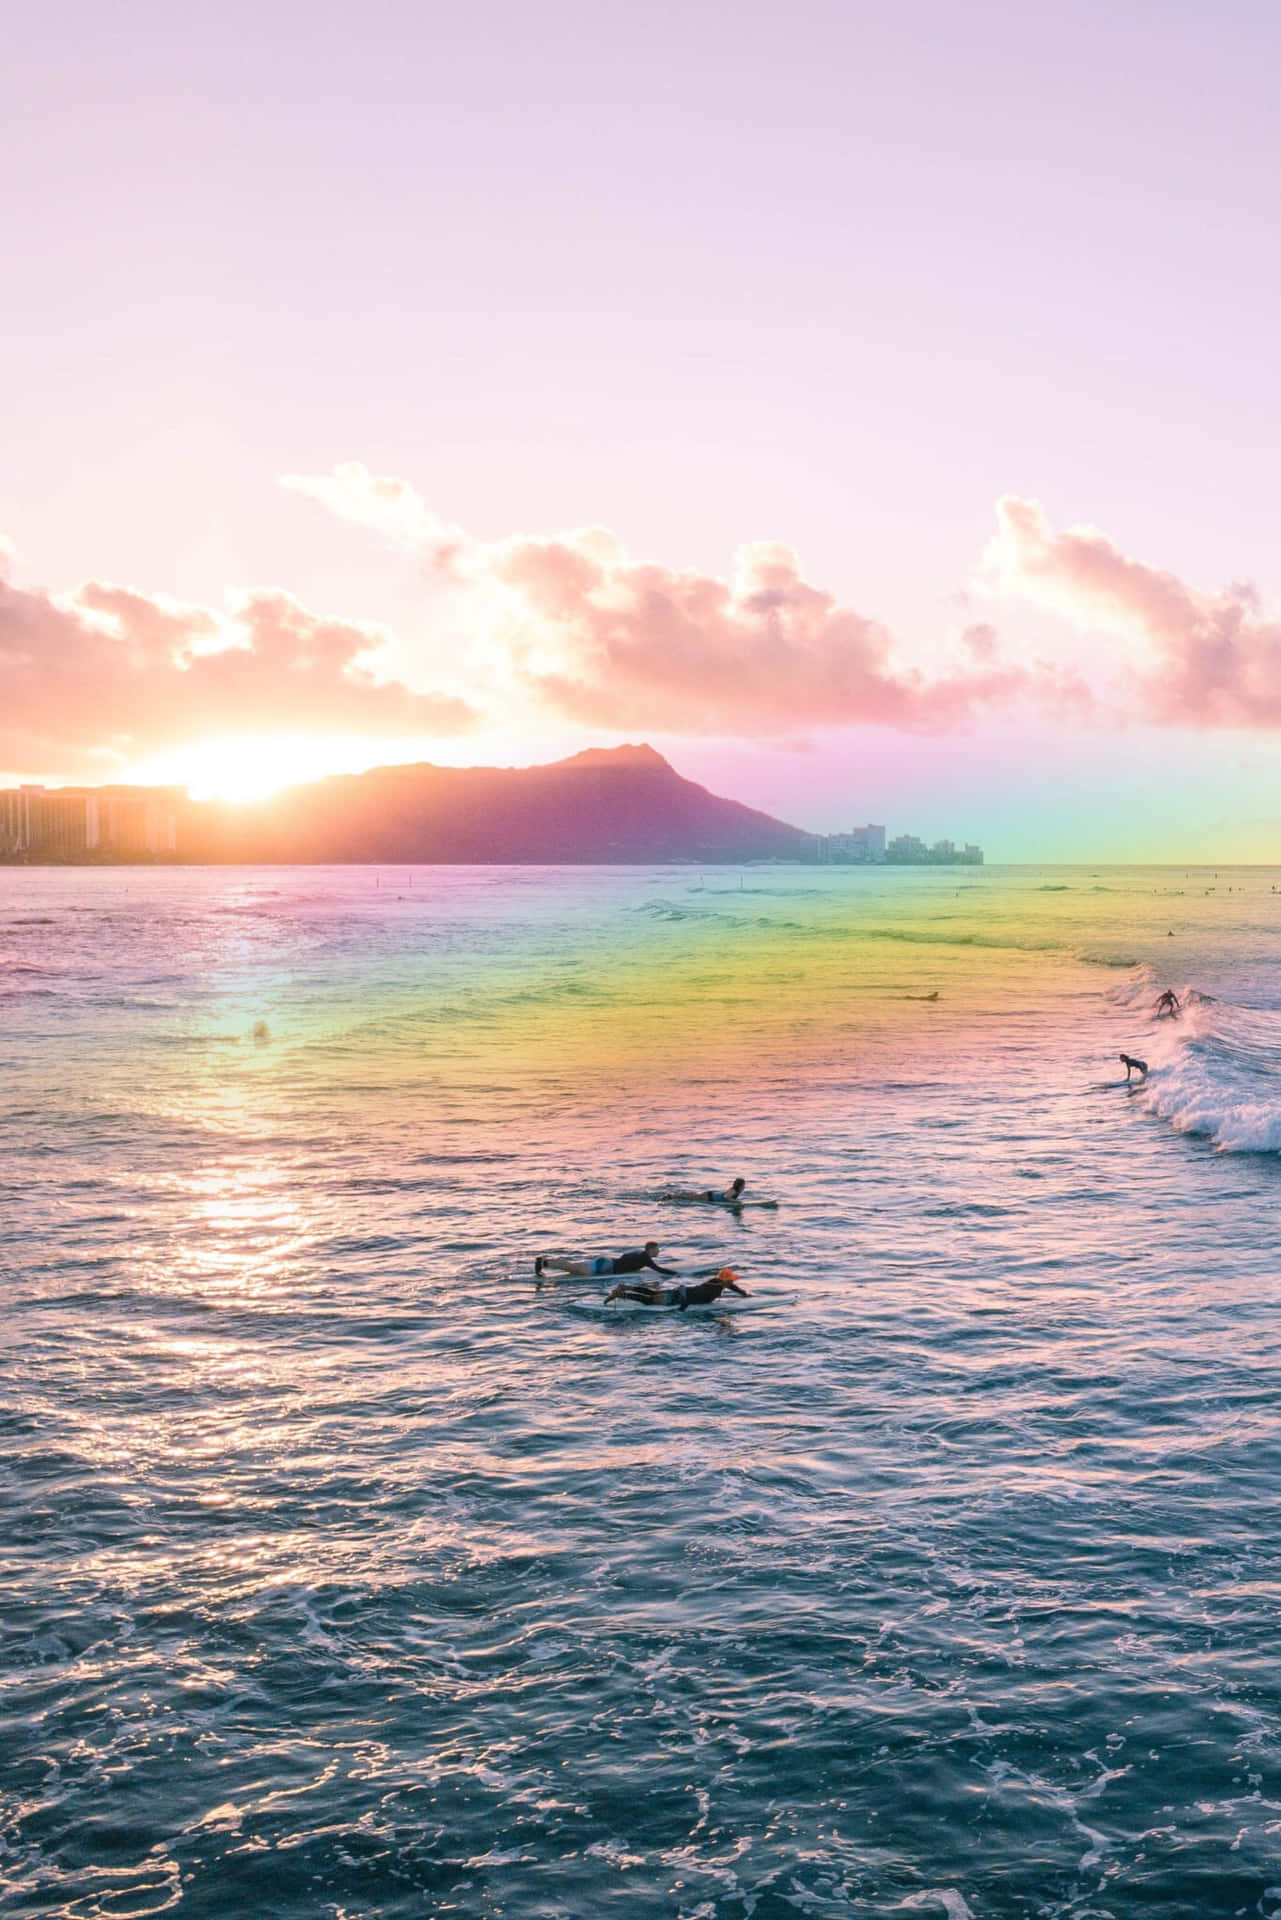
183,744,814,863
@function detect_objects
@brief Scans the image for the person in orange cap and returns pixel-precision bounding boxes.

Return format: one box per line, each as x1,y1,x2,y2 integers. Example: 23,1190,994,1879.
603,1267,747,1310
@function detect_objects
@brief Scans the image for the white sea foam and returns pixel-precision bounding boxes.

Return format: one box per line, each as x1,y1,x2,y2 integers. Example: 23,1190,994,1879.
1136,994,1281,1153
897,1892,975,1920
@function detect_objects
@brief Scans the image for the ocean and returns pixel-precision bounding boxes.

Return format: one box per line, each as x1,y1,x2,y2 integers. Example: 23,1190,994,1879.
4,862,1281,1919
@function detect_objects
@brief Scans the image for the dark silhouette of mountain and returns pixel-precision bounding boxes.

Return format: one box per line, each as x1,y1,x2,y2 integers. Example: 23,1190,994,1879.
182,744,813,863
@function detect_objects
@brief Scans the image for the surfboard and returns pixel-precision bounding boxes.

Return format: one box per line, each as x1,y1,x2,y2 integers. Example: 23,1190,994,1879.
569,1290,796,1318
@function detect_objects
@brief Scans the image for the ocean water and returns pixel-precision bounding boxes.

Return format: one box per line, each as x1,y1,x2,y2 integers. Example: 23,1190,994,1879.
5,862,1281,1920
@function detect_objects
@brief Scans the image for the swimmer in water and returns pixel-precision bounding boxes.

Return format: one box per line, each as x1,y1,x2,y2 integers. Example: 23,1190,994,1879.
658,1177,747,1204
604,1267,748,1309
1120,1053,1148,1082
1154,988,1181,1017
535,1241,678,1280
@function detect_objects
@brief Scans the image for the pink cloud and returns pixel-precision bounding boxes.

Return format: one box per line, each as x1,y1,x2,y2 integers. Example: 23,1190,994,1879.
502,533,1039,734
0,573,479,775
289,464,1084,737
988,496,1281,727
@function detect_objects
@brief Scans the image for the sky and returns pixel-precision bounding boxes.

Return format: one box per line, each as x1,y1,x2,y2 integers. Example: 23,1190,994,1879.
3,0,1280,859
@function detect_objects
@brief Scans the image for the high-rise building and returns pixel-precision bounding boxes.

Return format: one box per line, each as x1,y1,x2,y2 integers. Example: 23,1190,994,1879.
0,787,32,855
23,788,98,857
97,787,181,855
0,784,181,859
818,822,887,861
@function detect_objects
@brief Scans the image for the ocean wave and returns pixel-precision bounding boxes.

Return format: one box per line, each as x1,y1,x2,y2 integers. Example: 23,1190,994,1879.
1075,948,1143,969
832,924,1138,978
633,899,706,921
502,979,598,1005
859,925,1052,951
1137,997,1281,1154
924,1202,1016,1218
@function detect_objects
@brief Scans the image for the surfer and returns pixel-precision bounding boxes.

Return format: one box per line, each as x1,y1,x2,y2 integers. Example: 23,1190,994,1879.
536,1241,678,1280
1120,1053,1148,1081
659,1177,747,1204
1154,989,1181,1017
604,1267,748,1309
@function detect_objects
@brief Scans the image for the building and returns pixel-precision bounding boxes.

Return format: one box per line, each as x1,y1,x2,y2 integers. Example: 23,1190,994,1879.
814,822,886,862
96,787,181,855
0,785,181,860
884,832,983,865
0,787,33,856
0,786,97,857
26,787,98,857
812,824,982,864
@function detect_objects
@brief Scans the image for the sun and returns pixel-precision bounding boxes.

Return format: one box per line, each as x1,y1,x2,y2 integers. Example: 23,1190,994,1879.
130,734,395,804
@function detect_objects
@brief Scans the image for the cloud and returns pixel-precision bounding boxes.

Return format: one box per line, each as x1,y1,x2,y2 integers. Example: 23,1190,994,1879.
281,461,466,563
287,464,1080,737
987,495,1281,727
0,572,479,776
499,532,1043,735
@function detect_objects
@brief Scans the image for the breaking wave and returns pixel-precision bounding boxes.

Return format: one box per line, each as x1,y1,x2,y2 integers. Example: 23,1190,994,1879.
1111,974,1281,1154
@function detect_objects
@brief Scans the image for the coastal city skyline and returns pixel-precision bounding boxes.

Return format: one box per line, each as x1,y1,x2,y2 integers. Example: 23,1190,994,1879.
0,756,983,864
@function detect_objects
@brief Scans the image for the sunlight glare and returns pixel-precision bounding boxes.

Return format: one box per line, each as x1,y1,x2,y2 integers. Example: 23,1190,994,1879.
131,734,405,803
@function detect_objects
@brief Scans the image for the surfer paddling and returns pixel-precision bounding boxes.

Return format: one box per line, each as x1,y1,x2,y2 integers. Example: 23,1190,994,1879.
1154,989,1181,1018
604,1267,747,1309
1120,1053,1148,1082
659,1177,747,1204
536,1241,678,1280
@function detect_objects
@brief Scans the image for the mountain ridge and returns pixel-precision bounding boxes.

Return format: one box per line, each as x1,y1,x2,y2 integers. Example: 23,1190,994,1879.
182,742,814,864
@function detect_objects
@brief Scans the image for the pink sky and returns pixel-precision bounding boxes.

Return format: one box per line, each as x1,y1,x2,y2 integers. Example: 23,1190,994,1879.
4,0,1280,857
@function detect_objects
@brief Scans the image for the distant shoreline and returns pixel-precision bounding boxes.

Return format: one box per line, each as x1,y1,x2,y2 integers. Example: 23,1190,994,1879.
0,743,984,868
0,852,986,870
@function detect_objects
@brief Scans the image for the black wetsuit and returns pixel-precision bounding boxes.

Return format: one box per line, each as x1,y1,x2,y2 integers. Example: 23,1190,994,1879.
610,1249,676,1276
675,1278,745,1308
612,1277,746,1308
